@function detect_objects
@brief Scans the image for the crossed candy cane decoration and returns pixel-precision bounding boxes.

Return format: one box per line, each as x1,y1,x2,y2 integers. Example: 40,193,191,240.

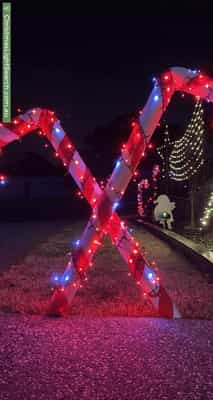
1,66,213,318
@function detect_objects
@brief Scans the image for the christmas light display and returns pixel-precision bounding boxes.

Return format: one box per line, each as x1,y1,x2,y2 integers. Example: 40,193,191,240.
169,99,205,181
0,175,7,185
200,191,213,228
1,66,213,318
137,165,160,217
157,124,173,179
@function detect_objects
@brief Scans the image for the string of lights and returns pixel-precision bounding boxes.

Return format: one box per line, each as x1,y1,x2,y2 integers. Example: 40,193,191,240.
137,165,160,217
169,99,205,181
200,191,213,228
157,124,173,179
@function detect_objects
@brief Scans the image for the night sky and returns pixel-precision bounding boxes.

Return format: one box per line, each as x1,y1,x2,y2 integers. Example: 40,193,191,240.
3,4,213,147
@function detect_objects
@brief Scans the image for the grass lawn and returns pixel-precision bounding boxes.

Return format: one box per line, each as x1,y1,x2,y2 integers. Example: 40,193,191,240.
0,220,212,319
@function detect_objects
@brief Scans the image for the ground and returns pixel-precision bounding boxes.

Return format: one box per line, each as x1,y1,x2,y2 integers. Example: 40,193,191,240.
0,315,212,400
0,220,213,399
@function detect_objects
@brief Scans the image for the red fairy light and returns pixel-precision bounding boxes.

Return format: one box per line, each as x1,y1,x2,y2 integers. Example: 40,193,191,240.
93,239,101,246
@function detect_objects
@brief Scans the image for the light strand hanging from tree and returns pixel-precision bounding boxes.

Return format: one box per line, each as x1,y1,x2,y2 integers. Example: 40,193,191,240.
137,178,150,217
156,124,173,179
200,191,213,228
137,165,160,217
169,99,205,181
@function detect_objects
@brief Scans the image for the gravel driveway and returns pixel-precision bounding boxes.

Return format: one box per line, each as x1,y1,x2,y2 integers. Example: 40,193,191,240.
0,314,212,400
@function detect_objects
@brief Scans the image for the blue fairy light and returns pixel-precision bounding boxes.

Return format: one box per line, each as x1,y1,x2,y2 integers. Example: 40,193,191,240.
148,272,153,280
112,202,119,211
50,273,61,286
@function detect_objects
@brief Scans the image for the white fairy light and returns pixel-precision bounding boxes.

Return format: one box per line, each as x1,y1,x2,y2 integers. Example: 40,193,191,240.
200,191,213,228
169,99,205,182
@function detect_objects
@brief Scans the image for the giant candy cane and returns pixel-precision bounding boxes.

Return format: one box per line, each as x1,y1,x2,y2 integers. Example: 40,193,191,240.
1,67,213,318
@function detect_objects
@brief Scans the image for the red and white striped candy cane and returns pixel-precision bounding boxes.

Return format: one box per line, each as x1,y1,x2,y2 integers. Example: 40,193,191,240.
51,66,213,317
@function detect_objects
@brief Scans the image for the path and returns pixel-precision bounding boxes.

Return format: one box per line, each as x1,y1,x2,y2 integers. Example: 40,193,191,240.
0,315,212,400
